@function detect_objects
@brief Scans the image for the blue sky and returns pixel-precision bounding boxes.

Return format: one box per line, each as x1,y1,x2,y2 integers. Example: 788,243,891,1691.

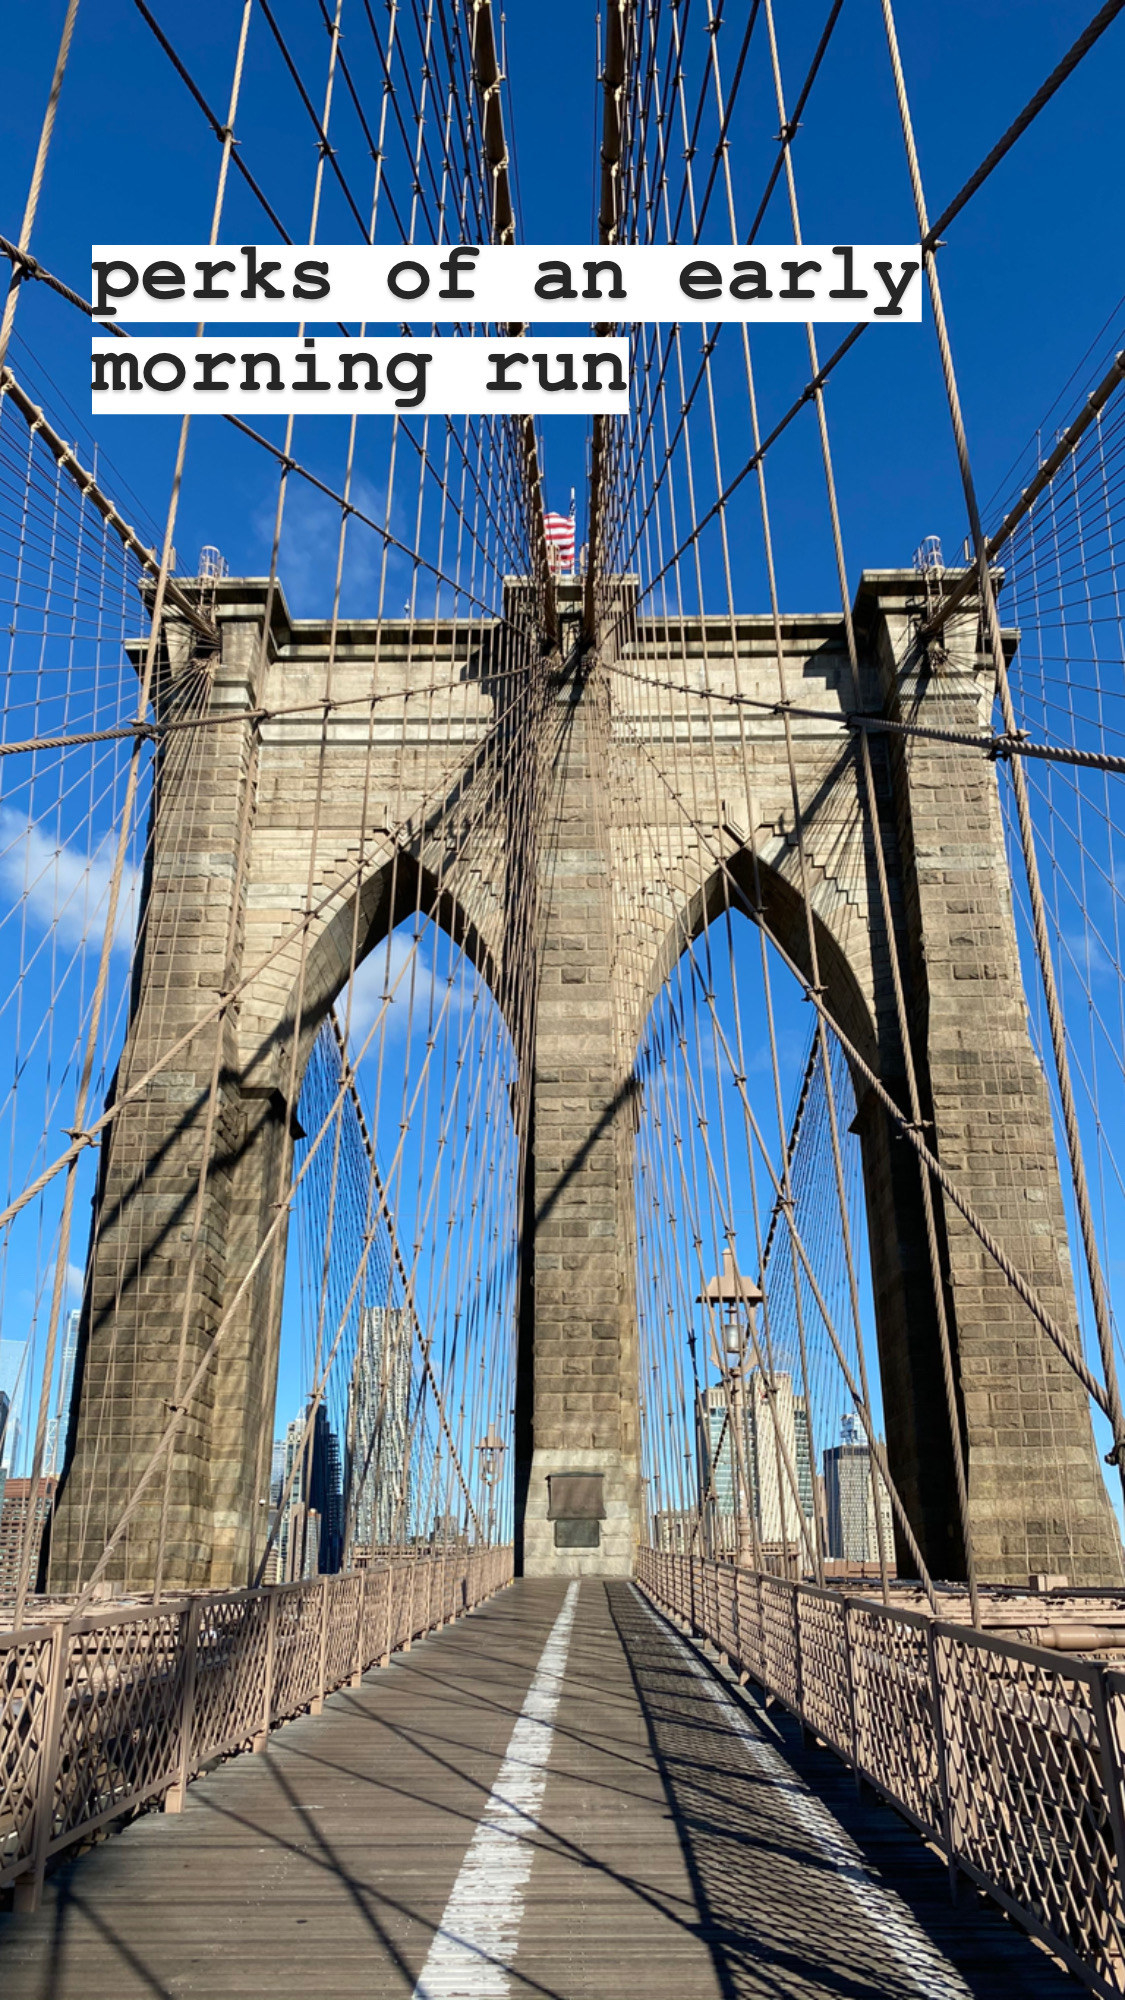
3,2,1123,598
2,2,1124,1533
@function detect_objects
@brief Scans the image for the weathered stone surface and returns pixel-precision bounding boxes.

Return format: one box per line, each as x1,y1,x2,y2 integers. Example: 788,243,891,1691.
50,572,1122,1591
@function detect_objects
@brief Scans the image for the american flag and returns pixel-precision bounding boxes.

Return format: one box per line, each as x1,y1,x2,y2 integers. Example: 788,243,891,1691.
543,509,576,573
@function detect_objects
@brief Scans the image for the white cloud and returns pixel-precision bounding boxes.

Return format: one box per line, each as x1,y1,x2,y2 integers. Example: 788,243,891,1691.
1063,924,1114,986
336,930,416,1046
0,808,140,954
252,473,391,620
335,926,482,1056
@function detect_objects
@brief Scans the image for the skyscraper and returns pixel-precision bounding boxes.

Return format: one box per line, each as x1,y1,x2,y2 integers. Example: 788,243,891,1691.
696,1371,815,1554
745,1369,810,1547
0,1339,26,1475
346,1306,413,1552
45,1308,80,1478
793,1394,815,1522
276,1416,306,1580
275,1404,345,1579
308,1403,344,1574
823,1413,894,1563
697,1384,738,1520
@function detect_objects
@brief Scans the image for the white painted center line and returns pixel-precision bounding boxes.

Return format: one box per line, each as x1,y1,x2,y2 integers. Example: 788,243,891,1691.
412,1581,579,2000
637,1586,974,2000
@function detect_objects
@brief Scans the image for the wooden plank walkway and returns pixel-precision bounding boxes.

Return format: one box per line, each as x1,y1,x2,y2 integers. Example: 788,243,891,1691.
0,1578,1079,1998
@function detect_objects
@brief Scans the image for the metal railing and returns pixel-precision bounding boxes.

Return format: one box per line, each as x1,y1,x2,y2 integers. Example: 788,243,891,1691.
637,1547,1125,1999
1,1545,513,1910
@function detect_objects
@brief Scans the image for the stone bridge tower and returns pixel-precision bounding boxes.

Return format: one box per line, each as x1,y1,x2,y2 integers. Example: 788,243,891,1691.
50,570,1122,1592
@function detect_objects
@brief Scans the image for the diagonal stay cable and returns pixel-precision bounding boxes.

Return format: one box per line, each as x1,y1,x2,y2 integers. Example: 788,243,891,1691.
603,0,1125,623
607,655,1125,775
130,0,292,240
622,702,1122,1441
254,0,373,240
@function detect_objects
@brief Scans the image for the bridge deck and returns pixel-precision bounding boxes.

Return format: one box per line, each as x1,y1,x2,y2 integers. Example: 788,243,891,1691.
1,1579,1076,1999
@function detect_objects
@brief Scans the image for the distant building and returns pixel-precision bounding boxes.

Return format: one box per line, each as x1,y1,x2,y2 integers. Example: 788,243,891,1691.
308,1405,344,1572
697,1385,738,1521
745,1369,812,1548
697,1370,815,1553
276,1405,344,1579
0,1338,27,1474
0,1476,57,1590
793,1395,815,1522
275,1417,306,1580
45,1308,80,1478
653,1508,693,1552
346,1306,413,1552
823,1413,894,1562
430,1512,467,1548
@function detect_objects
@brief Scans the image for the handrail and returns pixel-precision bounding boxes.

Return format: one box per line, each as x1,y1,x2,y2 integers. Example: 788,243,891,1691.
0,1545,513,1910
636,1547,1125,1998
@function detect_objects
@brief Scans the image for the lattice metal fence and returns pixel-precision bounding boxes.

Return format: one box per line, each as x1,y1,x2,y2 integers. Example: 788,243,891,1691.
637,1547,1125,1998
0,1546,512,1908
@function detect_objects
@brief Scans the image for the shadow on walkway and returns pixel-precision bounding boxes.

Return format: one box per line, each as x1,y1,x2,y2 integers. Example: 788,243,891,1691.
608,1582,1077,2000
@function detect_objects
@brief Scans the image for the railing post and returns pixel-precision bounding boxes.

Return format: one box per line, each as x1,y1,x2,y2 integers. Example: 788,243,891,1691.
166,1597,203,1813
254,1589,278,1752
1090,1665,1125,1975
795,1583,813,1745
12,1616,70,1915
352,1568,368,1686
840,1596,859,1769
846,1597,874,1799
403,1555,416,1652
380,1564,392,1667
791,1582,802,1719
311,1574,330,1715
926,1619,959,1902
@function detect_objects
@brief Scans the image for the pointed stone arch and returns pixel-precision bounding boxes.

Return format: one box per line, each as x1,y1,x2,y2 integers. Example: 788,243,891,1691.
53,572,1123,1591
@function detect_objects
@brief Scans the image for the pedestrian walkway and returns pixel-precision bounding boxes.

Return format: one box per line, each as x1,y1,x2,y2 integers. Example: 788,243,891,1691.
0,1579,1077,1997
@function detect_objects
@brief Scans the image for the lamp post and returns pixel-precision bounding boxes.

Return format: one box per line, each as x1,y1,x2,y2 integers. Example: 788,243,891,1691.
477,1426,506,1545
699,1249,763,1568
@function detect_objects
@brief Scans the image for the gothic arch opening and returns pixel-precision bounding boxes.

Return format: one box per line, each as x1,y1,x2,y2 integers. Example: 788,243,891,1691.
629,891,898,1572
266,854,521,1580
